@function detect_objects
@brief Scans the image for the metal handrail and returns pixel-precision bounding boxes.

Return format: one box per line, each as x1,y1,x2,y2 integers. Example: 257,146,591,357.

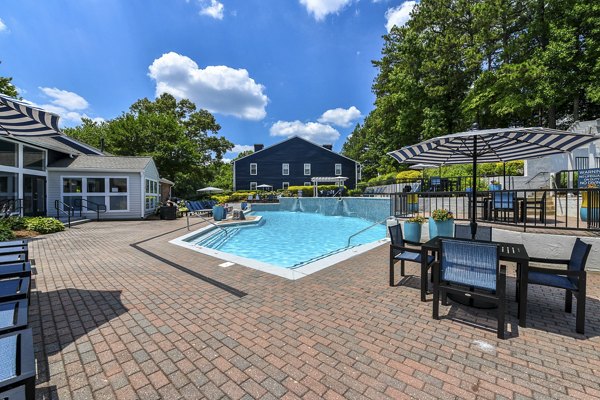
186,211,229,237
54,199,73,228
73,198,107,222
346,217,390,247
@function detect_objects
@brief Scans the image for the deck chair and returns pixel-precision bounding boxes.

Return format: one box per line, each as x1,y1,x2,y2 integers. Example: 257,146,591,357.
0,262,32,279
0,300,28,335
0,277,29,302
0,253,27,265
389,223,433,286
523,238,591,334
454,225,492,241
491,191,518,223
432,239,507,339
524,191,546,223
0,329,35,400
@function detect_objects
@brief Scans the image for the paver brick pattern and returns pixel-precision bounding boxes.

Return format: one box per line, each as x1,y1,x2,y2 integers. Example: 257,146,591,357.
28,219,600,399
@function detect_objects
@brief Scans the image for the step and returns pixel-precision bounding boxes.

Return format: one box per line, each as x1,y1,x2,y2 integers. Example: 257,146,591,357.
55,217,91,227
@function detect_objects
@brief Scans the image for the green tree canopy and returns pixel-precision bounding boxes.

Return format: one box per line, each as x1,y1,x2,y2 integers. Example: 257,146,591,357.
64,93,232,197
0,62,19,97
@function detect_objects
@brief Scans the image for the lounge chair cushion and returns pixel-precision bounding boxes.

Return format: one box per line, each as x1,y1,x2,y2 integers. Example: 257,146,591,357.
0,334,17,380
528,271,578,290
0,303,15,330
395,251,434,264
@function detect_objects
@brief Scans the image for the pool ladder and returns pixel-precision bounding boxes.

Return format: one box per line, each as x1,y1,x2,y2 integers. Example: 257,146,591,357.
346,217,391,247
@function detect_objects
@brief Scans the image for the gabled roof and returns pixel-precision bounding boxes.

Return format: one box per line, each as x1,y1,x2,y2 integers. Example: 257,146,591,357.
48,155,152,170
233,135,359,164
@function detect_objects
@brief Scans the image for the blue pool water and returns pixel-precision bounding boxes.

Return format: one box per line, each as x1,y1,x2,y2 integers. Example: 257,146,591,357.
188,211,386,268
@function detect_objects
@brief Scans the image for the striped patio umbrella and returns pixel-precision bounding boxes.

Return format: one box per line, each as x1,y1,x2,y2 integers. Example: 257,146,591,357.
0,93,61,135
388,126,599,238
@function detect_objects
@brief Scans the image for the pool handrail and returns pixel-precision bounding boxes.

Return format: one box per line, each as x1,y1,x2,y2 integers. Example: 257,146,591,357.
346,217,391,247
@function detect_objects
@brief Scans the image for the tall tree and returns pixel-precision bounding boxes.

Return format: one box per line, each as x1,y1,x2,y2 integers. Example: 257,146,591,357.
0,62,19,97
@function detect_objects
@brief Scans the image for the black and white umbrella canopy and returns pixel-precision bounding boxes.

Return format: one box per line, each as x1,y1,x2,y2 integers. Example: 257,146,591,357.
0,93,61,135
388,127,598,165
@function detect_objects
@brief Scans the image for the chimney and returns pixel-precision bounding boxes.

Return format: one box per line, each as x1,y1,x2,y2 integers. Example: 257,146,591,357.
322,144,333,151
100,138,105,153
254,144,264,152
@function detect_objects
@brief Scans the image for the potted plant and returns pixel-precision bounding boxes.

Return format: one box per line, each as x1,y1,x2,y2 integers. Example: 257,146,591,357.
404,215,425,243
488,180,502,191
429,209,454,239
580,183,599,222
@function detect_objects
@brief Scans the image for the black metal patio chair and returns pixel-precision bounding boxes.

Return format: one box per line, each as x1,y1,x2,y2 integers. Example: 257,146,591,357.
523,191,546,223
0,329,35,399
388,223,433,286
491,191,518,223
454,224,492,241
523,238,591,334
432,239,507,339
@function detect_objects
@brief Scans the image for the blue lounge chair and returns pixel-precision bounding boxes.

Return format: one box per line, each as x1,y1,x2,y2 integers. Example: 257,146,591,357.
0,329,35,399
389,223,433,286
0,300,28,335
433,239,507,339
0,277,29,302
0,263,31,279
0,254,27,266
492,191,518,223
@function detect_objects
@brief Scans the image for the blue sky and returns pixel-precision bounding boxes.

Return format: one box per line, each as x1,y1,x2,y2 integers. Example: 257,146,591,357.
0,0,416,160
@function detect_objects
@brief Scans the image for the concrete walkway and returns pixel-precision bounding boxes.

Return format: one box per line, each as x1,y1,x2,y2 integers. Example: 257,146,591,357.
29,219,600,399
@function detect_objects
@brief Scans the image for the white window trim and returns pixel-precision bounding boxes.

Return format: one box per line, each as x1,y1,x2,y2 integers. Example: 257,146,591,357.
304,182,312,186
335,163,342,176
144,177,160,211
304,163,311,176
250,163,257,175
60,175,130,213
282,163,289,176
282,182,289,190
250,182,257,190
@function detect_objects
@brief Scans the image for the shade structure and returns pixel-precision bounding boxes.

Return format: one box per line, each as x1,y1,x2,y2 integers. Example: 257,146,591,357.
196,186,224,193
0,93,61,135
388,126,599,238
256,184,273,190
408,163,438,170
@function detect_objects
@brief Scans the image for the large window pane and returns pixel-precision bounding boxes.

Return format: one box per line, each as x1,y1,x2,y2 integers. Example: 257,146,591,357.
110,196,127,210
0,140,17,167
109,178,127,193
63,178,82,193
23,146,45,171
87,178,105,193
87,196,105,211
0,172,18,202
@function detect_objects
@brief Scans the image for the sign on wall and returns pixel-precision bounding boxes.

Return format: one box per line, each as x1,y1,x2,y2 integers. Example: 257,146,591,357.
577,168,600,188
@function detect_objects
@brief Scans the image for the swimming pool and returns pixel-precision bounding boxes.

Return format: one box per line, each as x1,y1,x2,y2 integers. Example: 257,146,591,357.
171,210,388,279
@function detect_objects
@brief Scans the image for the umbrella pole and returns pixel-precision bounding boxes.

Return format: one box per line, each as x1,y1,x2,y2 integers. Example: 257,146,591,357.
471,137,478,239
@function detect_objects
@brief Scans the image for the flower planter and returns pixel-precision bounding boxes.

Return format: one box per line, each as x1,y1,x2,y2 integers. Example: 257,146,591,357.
403,222,422,243
428,217,454,239
213,205,225,221
159,206,177,220
580,192,600,222
488,184,502,191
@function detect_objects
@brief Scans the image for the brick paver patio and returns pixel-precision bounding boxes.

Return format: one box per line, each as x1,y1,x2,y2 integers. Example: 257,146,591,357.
28,218,600,399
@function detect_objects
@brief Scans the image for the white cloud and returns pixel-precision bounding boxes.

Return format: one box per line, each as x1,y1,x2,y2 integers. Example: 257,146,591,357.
222,157,232,163
270,120,340,144
231,144,253,153
299,0,353,21
39,87,89,110
318,106,362,127
385,1,416,32
148,52,268,120
199,0,224,20
0,18,7,32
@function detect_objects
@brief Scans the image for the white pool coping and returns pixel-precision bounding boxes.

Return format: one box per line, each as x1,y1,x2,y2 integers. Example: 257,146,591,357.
169,216,388,280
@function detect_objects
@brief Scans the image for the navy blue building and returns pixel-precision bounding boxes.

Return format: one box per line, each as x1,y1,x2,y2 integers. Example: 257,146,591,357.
233,136,361,191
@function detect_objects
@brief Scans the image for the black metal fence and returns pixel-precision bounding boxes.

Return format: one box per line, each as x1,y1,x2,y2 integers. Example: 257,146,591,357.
391,188,600,231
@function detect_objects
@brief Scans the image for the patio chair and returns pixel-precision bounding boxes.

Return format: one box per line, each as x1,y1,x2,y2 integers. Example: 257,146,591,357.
0,277,30,302
0,300,28,335
0,240,27,248
432,239,507,339
491,191,518,223
389,223,433,286
0,262,32,279
0,329,35,399
523,191,546,223
454,224,492,241
429,177,441,192
523,238,591,334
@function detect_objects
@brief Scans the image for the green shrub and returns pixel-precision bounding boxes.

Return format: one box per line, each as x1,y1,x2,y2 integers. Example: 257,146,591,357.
0,226,15,241
348,189,363,197
0,216,26,231
23,217,65,234
396,170,421,181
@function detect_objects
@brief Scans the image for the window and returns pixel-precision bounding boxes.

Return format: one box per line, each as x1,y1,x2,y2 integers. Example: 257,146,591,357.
282,182,289,190
0,172,17,202
23,146,45,171
250,182,257,190
250,163,257,175
87,178,105,193
595,157,600,169
357,164,362,181
110,196,128,211
304,163,311,175
282,163,289,175
304,182,312,186
145,178,159,211
63,178,82,193
0,140,17,167
87,196,105,211
576,157,589,170
110,178,127,193
335,163,342,176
